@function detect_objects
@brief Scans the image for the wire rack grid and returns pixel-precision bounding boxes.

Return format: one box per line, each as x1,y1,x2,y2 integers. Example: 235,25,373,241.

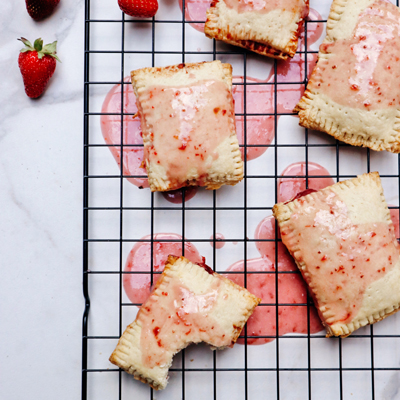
82,0,400,399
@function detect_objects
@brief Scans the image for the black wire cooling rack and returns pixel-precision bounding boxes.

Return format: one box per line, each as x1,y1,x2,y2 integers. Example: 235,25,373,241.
82,0,400,399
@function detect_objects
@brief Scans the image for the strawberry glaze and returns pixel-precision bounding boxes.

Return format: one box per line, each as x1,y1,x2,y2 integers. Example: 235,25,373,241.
223,0,307,15
140,80,234,190
225,257,323,344
277,161,334,203
310,0,400,110
101,78,148,189
280,189,400,325
139,278,228,368
123,233,203,304
242,162,334,343
210,233,226,248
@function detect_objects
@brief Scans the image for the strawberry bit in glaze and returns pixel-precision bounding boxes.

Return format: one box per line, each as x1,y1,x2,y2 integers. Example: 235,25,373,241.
283,189,400,325
140,80,234,190
139,279,228,368
310,0,400,110
123,233,203,304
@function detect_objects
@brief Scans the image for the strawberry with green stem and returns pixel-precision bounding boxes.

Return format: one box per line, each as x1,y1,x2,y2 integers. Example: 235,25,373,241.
18,37,61,99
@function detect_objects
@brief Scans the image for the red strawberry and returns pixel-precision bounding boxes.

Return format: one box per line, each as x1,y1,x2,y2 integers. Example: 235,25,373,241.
118,0,158,18
18,38,61,99
25,0,60,21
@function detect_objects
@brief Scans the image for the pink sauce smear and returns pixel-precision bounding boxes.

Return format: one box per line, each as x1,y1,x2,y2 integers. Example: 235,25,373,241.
123,233,203,304
281,189,400,325
139,278,229,368
311,0,400,110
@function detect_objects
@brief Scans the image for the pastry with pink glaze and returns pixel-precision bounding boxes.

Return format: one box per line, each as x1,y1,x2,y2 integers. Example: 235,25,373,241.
131,61,243,192
295,0,400,153
205,0,309,59
109,255,260,390
273,172,400,337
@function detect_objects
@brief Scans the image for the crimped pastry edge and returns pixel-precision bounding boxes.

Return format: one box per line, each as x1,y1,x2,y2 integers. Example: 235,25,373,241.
294,0,400,153
204,0,309,59
272,172,400,337
109,255,261,389
130,61,244,192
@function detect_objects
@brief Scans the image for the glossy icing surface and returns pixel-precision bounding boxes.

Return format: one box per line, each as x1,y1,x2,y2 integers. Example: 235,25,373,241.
311,0,400,110
282,190,400,325
224,0,307,16
141,79,234,189
139,277,230,368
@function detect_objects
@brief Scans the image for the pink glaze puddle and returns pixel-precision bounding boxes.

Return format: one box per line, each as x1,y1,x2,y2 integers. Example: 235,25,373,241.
101,78,148,189
210,233,225,249
239,161,335,343
161,187,198,203
278,162,335,203
123,233,203,304
225,258,323,344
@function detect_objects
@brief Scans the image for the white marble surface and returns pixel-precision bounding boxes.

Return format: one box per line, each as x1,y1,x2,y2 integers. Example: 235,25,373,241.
0,2,84,399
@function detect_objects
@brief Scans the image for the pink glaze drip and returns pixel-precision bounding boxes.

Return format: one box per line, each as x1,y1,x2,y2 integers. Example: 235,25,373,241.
140,80,234,190
281,189,400,325
161,187,198,203
210,233,226,249
123,233,203,304
311,0,400,110
225,258,323,344
139,278,230,368
278,162,335,203
101,78,148,188
223,0,306,15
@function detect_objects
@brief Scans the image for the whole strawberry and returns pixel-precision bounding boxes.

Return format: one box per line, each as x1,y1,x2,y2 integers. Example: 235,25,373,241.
118,0,158,18
18,38,61,99
26,0,61,21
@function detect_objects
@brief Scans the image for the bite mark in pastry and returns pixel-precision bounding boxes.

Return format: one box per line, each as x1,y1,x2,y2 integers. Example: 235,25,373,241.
131,61,243,192
273,172,400,337
109,255,261,390
204,0,309,59
295,0,400,153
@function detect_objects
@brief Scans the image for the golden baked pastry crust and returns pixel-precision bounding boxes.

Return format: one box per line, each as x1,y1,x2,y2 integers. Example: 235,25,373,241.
204,0,309,59
109,255,261,390
131,61,244,192
273,172,400,337
294,0,400,153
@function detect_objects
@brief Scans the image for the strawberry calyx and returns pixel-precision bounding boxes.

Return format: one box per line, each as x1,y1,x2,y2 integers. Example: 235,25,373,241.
18,37,61,62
